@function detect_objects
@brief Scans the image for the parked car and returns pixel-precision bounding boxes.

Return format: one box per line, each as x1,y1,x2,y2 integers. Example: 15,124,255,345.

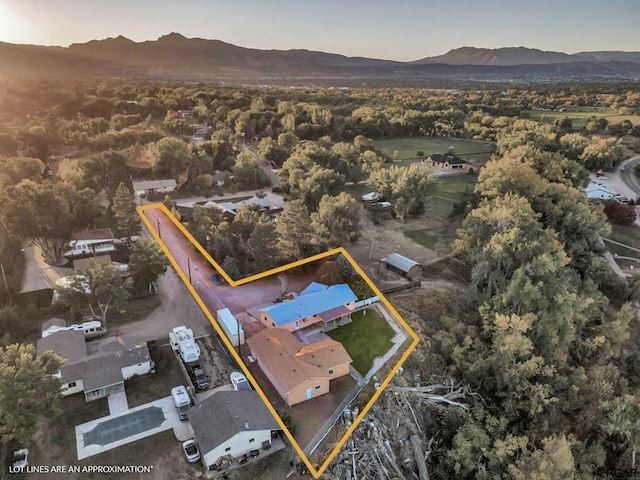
12,449,28,468
187,364,209,390
596,174,607,180
614,194,630,203
182,439,200,463
230,371,251,391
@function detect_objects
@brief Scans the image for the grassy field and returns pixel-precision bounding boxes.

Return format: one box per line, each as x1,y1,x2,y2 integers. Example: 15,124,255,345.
328,308,395,376
403,174,477,251
603,224,640,259
374,136,496,166
346,173,477,253
523,107,640,130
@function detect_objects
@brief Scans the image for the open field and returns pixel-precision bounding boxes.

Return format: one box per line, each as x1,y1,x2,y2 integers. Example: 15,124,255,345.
347,173,476,255
374,136,495,166
327,308,395,375
404,174,477,252
603,223,640,259
523,107,640,129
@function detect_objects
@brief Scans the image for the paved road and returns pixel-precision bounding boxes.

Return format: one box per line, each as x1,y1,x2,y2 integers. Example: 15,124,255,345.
143,208,227,316
618,155,640,199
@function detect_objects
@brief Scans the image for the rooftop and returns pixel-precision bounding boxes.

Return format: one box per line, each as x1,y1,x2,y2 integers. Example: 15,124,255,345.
37,330,88,365
247,328,351,394
259,283,357,327
190,391,279,454
380,252,421,273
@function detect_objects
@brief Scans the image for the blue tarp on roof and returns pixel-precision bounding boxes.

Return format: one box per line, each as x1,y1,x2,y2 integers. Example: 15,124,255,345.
260,283,357,327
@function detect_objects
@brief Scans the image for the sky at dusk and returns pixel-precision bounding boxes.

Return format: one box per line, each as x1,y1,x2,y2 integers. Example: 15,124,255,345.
0,0,638,61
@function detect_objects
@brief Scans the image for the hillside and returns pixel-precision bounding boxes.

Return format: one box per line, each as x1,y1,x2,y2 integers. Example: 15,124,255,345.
1,35,640,82
413,46,640,66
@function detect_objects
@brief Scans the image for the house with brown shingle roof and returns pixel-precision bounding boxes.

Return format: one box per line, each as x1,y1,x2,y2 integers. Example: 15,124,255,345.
246,328,352,406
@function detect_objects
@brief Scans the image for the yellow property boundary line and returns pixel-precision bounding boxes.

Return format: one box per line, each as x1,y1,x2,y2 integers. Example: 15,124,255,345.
137,203,419,478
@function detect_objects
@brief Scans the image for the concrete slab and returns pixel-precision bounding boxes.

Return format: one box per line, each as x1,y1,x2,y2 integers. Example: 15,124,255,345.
107,391,129,415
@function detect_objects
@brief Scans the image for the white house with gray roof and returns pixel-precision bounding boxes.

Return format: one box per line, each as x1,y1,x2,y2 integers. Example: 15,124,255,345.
189,390,279,469
36,331,152,401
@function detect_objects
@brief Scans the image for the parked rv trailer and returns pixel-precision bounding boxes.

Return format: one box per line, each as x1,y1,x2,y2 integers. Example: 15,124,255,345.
216,308,245,347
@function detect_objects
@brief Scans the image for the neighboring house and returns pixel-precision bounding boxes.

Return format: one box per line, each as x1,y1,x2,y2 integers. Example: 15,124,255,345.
202,193,285,220
257,282,357,332
190,391,279,469
37,331,152,401
247,327,352,406
64,228,116,258
380,253,423,280
584,181,615,201
132,179,177,197
425,153,468,170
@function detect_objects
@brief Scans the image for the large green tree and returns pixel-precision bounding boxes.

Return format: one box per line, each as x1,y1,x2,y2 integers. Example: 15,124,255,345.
55,262,133,325
368,164,437,221
128,238,169,293
112,182,140,238
0,344,63,471
0,180,100,264
312,192,361,246
247,216,280,271
276,200,318,261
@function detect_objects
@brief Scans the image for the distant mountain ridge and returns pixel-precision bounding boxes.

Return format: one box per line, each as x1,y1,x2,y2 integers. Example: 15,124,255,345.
1,34,639,82
413,46,640,65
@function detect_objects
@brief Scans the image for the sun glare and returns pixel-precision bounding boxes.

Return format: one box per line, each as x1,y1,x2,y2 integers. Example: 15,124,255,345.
0,3,24,44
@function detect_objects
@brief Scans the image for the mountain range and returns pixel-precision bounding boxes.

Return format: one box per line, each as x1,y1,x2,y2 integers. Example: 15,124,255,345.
1,34,639,83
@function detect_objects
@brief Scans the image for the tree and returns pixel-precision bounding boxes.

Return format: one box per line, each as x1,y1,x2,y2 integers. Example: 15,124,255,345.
0,344,63,471
112,182,140,238
247,216,280,272
0,156,44,186
276,200,318,261
368,164,437,221
603,199,637,225
81,150,129,205
128,238,169,293
0,180,100,264
188,205,216,248
579,137,624,171
146,137,191,180
56,262,133,325
231,204,261,242
231,151,270,190
601,394,640,469
221,256,242,281
297,166,346,211
312,192,361,245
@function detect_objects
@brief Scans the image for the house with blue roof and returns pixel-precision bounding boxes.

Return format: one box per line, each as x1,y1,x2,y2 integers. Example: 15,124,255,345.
258,282,357,332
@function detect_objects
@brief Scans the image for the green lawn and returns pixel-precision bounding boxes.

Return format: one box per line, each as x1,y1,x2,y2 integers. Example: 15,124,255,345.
374,136,495,166
603,224,640,259
523,108,640,130
328,308,395,376
403,229,440,249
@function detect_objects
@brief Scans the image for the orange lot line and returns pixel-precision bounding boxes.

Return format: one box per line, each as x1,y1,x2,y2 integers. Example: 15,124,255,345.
137,203,419,478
